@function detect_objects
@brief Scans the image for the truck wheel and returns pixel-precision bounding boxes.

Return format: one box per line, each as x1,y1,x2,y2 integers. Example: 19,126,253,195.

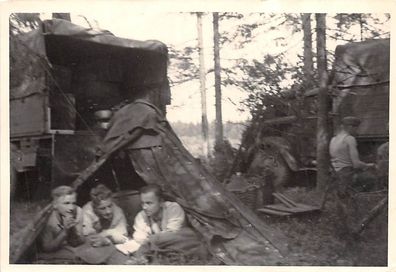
248,147,291,190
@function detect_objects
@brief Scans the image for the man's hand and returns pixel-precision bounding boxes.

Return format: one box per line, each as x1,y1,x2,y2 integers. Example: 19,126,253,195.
365,163,376,170
63,216,78,230
109,233,128,244
89,235,111,247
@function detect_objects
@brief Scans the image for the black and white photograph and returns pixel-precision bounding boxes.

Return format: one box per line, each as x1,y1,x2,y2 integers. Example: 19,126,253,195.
2,1,392,269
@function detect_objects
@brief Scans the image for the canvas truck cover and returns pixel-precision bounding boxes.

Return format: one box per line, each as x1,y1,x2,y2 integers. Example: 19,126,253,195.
10,19,170,136
331,38,390,138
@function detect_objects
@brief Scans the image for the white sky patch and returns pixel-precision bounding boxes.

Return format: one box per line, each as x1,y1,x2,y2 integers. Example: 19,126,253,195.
167,74,250,124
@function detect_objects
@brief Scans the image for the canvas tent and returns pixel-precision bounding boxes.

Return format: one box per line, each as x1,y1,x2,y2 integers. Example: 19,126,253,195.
96,99,290,265
10,19,289,265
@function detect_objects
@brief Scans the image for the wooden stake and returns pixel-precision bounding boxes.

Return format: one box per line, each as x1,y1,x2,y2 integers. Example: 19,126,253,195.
353,197,387,235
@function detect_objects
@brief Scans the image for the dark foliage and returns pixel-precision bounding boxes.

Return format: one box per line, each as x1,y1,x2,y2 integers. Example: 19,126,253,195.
9,13,41,35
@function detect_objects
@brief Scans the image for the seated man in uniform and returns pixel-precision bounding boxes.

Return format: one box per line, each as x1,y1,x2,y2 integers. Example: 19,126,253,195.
131,184,208,261
39,185,85,263
82,184,128,246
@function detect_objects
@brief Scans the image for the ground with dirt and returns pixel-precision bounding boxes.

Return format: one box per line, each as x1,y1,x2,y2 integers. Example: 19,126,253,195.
261,187,388,266
10,186,387,266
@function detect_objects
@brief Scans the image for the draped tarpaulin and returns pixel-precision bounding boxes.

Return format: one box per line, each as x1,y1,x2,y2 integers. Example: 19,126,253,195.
10,18,170,103
330,39,389,137
100,99,289,265
331,38,389,87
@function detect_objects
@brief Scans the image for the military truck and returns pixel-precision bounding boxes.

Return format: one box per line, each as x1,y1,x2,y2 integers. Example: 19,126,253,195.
241,38,389,188
10,19,170,199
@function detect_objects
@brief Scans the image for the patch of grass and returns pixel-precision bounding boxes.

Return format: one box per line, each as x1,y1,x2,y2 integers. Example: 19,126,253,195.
260,186,388,266
10,200,48,236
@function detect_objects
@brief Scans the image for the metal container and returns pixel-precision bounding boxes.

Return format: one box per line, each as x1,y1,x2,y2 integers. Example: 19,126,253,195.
98,122,110,130
94,110,113,120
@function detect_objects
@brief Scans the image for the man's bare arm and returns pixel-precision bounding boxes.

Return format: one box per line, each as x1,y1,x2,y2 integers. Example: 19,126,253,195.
346,136,374,170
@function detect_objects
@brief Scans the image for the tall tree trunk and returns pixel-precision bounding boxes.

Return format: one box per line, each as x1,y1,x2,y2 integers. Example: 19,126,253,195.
196,12,210,158
213,12,223,146
52,13,71,21
295,13,314,159
301,13,314,90
315,13,330,193
359,13,364,41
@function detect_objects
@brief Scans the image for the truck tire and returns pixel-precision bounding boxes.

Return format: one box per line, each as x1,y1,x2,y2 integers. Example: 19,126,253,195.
247,147,291,190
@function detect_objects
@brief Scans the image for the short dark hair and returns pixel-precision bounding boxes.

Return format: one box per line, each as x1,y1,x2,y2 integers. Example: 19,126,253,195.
139,184,164,201
90,184,113,207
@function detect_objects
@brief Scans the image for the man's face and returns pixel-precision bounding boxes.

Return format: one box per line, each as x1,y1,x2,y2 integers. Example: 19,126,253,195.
94,199,114,221
141,191,162,217
55,194,77,217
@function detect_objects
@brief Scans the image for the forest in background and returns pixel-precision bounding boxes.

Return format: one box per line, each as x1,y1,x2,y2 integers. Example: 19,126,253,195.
166,13,390,157
170,120,245,156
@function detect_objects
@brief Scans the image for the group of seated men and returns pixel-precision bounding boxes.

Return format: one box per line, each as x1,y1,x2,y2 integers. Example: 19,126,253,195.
38,183,208,264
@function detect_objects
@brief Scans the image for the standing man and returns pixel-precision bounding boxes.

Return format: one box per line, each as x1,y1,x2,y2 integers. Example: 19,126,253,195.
329,116,375,236
39,186,85,263
376,141,389,188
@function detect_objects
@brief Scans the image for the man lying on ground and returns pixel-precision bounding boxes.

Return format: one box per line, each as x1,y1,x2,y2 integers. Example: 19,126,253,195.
82,184,128,246
71,183,130,264
38,185,130,264
125,184,209,263
38,186,85,263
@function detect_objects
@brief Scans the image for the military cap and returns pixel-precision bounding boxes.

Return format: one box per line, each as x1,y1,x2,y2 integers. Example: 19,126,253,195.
341,116,361,126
